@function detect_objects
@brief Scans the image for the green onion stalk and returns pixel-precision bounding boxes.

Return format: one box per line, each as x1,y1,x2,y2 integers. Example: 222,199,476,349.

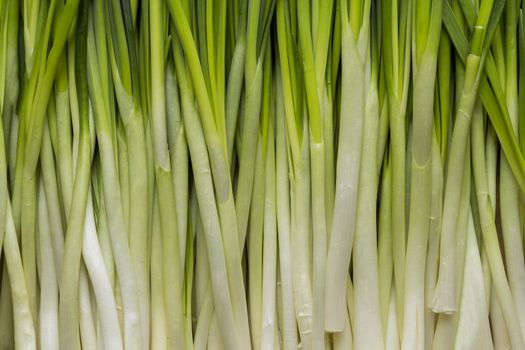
110,0,152,343
423,28,450,349
43,101,66,280
276,0,312,347
432,0,498,314
499,0,525,338
12,0,80,337
324,0,368,333
423,137,444,350
485,122,509,349
296,0,333,346
82,188,123,350
170,19,247,349
378,153,393,333
234,0,266,249
0,0,18,272
148,0,185,346
431,134,470,350
247,126,266,350
0,0,19,161
275,66,299,350
37,180,58,350
453,208,493,349
352,9,384,349
58,1,92,348
246,48,271,350
260,97,277,349
276,0,313,346
380,0,412,325
471,102,525,348
0,2,32,346
401,0,441,348
87,0,144,347
225,0,247,162
168,1,256,348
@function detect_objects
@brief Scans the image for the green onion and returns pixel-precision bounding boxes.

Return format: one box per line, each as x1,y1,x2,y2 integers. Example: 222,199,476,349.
3,0,525,348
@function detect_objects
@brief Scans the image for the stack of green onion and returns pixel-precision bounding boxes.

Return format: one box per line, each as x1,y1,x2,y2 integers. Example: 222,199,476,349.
1,0,525,348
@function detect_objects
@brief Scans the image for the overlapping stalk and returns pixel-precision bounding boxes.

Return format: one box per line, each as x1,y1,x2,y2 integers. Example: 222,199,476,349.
1,0,525,349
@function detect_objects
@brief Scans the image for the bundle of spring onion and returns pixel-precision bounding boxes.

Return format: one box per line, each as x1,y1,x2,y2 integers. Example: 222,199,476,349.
2,0,525,348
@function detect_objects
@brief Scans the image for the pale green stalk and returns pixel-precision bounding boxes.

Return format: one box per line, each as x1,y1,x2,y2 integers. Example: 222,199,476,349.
499,0,525,338
1,0,18,163
193,204,213,350
291,121,313,348
37,181,59,350
431,138,471,350
67,38,80,167
332,313,353,350
87,1,143,347
325,0,369,331
297,1,329,346
353,44,383,350
471,97,525,349
20,170,37,325
4,200,36,350
172,37,244,350
0,0,11,263
183,204,195,350
165,61,189,257
275,66,298,350
225,0,247,162
346,276,355,331
208,315,225,350
424,138,444,350
384,287,400,350
54,60,74,214
260,117,277,350
14,0,80,331
91,163,115,288
433,0,496,312
58,2,93,346
78,267,97,350
248,135,265,350
235,0,269,248
167,4,251,347
150,198,168,350
40,121,64,276
149,0,184,347
194,288,213,350
454,210,493,350
82,192,123,350
314,0,335,229
401,0,441,348
116,126,130,231
0,271,14,349
276,0,313,342
107,0,150,342
378,157,393,333
381,0,412,323
193,197,209,317
489,287,510,349
275,11,312,344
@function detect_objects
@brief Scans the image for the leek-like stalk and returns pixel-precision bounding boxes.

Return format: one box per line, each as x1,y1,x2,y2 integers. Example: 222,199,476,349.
401,0,441,348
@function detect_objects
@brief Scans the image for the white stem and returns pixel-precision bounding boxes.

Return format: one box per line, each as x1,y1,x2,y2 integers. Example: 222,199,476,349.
82,193,123,350
261,125,277,350
37,183,59,350
79,268,97,350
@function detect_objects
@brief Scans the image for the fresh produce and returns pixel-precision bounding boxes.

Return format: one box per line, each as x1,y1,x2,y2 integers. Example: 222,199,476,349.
1,0,525,348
